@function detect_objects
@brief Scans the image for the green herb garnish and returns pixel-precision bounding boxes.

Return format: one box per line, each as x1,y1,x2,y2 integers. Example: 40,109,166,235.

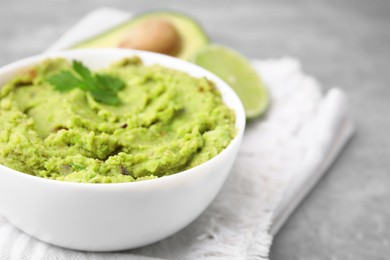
47,60,125,105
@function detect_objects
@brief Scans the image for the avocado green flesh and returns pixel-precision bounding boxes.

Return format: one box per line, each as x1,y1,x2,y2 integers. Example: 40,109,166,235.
0,58,235,183
71,12,209,60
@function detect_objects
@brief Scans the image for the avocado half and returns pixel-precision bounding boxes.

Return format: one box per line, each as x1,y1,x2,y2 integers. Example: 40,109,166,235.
71,11,210,60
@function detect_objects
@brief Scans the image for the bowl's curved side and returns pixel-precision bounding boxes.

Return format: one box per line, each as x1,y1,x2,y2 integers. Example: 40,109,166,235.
0,49,245,251
0,131,242,251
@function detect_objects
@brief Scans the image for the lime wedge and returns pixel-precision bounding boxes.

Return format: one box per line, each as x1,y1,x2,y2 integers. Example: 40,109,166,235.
191,45,269,119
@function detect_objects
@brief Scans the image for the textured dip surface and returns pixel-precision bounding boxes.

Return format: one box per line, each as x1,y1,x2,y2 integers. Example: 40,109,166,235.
0,57,235,183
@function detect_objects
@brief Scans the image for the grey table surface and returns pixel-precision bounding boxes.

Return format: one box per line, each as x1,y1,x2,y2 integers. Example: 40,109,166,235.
1,0,389,259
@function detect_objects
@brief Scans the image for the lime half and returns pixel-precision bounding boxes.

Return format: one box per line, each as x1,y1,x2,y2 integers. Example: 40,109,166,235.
191,45,269,119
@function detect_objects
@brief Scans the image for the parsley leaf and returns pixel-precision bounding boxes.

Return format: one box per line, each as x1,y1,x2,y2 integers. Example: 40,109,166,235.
96,74,125,92
47,71,81,92
47,60,125,105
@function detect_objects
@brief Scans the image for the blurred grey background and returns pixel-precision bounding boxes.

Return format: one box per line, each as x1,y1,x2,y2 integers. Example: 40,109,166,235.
1,0,389,259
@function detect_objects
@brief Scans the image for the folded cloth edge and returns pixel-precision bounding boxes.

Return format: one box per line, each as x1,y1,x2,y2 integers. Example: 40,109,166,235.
270,88,355,234
46,7,131,52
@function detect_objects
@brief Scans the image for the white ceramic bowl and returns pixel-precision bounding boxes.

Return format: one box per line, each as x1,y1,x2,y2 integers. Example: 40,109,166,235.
0,49,245,251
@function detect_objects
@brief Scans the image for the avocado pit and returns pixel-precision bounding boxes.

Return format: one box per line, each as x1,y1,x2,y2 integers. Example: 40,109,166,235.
118,19,181,56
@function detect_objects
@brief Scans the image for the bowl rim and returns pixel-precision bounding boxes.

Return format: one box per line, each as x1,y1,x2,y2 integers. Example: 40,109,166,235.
0,48,246,189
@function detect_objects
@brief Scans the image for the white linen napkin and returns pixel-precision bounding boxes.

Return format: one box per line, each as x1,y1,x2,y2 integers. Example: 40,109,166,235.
0,7,354,260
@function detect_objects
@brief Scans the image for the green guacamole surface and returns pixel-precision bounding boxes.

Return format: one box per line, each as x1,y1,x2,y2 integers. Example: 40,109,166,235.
0,57,235,183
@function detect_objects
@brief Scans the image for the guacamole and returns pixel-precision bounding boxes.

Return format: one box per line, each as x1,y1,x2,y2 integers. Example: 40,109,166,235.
0,57,235,183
